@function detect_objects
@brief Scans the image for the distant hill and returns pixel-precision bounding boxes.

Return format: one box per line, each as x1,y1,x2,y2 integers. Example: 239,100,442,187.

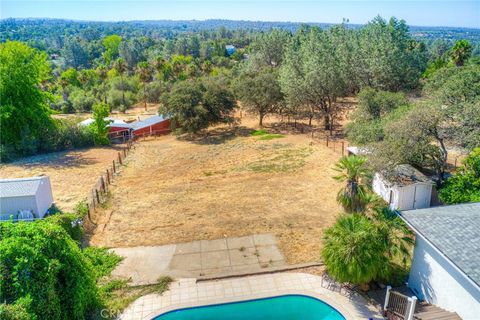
1,18,479,44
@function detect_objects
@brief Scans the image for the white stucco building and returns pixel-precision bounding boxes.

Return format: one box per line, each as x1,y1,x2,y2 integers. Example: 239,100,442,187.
0,176,54,220
399,203,480,320
373,164,434,211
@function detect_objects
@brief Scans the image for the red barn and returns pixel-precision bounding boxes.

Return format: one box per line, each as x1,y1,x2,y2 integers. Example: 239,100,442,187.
131,115,171,138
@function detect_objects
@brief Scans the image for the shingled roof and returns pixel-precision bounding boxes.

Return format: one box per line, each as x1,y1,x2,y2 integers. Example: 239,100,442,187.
0,177,47,198
399,202,480,287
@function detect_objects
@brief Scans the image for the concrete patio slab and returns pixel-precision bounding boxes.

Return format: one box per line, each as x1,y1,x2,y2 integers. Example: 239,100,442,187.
111,234,285,285
253,233,277,246
200,238,228,252
169,253,202,271
227,236,255,249
174,241,201,254
202,250,231,269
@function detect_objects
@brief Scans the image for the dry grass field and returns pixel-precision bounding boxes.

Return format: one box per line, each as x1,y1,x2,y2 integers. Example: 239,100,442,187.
0,146,125,212
87,115,344,264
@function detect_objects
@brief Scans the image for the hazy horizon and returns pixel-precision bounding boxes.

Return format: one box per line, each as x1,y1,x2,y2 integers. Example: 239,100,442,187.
1,1,479,29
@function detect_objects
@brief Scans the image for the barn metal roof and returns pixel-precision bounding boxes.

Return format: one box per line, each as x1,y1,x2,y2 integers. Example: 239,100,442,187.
131,115,166,131
399,202,480,287
0,177,48,198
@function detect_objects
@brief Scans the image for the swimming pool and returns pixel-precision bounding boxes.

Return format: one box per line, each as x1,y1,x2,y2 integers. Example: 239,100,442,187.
153,294,346,320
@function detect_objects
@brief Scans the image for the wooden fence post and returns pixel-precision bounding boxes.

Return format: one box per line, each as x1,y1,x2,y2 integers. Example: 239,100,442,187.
95,189,100,205
91,190,96,209
341,141,345,156
106,169,111,185
326,137,329,147
100,176,106,193
118,152,122,165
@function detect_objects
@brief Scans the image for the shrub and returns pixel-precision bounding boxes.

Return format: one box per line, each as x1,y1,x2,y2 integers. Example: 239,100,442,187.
45,213,84,244
83,247,123,279
69,88,97,112
0,220,99,319
0,297,36,320
322,214,388,286
439,147,480,204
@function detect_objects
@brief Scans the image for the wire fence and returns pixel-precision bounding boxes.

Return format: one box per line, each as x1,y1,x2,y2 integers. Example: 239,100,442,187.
85,139,133,223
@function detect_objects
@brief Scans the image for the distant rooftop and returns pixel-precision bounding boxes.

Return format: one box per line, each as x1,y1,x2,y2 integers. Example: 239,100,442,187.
0,176,49,198
399,202,480,287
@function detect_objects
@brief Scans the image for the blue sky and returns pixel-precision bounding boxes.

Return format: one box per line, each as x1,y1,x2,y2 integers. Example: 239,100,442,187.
1,1,479,28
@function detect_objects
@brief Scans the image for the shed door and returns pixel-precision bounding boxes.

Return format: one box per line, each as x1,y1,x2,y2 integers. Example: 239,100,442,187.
413,184,431,209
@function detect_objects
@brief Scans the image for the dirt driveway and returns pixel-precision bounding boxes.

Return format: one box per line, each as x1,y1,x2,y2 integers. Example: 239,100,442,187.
87,117,343,264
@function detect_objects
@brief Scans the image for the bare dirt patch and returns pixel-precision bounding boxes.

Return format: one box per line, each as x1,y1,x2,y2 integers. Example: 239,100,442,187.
87,116,343,264
0,146,125,212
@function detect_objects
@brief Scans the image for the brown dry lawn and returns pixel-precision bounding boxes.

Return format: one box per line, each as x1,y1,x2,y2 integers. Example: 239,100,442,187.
0,146,125,212
87,115,344,264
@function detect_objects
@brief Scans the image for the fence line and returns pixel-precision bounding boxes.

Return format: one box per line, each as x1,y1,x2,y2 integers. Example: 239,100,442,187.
85,139,133,223
310,131,348,156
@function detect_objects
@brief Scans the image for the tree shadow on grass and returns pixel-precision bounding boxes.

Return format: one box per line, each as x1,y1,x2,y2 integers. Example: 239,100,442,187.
7,145,126,169
177,126,254,145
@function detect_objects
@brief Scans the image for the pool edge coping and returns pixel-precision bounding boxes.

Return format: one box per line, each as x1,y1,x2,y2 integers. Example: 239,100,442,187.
142,288,360,320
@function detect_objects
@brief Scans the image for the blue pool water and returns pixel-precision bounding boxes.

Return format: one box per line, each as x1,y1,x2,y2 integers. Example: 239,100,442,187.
153,294,346,320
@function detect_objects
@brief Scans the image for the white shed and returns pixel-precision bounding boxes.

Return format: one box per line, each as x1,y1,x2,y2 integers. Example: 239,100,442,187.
373,164,434,211
0,177,54,220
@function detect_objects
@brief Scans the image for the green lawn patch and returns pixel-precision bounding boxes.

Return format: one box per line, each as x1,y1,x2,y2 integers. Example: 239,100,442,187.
250,129,285,140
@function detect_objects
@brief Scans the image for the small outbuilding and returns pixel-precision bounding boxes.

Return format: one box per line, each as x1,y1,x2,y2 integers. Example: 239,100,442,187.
131,115,171,137
0,176,54,220
373,164,434,210
398,203,480,320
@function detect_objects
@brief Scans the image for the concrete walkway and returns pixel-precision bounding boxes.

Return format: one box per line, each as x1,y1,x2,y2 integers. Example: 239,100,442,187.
112,234,285,284
120,273,383,320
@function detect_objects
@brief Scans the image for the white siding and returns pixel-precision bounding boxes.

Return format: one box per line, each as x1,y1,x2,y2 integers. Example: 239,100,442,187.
408,236,480,320
35,177,54,218
372,174,432,210
0,196,38,217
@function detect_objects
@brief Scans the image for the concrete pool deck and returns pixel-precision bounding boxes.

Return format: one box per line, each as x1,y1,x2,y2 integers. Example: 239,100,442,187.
120,273,384,320
111,234,286,285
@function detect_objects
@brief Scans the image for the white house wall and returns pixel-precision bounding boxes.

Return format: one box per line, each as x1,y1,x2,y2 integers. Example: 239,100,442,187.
408,236,480,320
0,196,38,217
35,177,54,218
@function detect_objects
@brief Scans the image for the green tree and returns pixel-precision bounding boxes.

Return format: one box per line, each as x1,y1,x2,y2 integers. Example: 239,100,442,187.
62,37,89,69
345,88,409,145
449,39,472,67
113,57,128,109
91,103,110,145
96,65,109,104
234,67,283,127
280,27,347,132
0,41,54,159
102,34,122,65
160,78,236,133
439,148,480,204
0,221,99,319
322,214,388,287
136,61,152,111
333,155,373,213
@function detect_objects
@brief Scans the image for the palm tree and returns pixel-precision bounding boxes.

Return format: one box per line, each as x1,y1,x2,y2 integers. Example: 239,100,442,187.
136,61,152,111
450,40,472,67
371,207,414,267
321,214,387,289
96,65,108,104
333,155,373,213
113,58,128,109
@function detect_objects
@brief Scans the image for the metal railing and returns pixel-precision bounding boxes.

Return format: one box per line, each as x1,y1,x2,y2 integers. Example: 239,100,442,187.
384,286,418,320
